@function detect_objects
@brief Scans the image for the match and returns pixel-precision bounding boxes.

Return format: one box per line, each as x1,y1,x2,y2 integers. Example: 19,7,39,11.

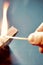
5,36,28,41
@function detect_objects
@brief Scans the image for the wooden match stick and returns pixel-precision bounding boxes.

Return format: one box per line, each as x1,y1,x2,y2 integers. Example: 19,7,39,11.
5,36,28,40
0,26,18,48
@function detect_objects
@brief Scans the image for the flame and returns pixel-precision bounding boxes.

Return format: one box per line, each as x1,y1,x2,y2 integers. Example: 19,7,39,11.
1,2,9,36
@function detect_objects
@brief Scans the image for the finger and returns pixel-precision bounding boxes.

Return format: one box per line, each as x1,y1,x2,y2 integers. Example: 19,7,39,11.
35,23,43,32
39,47,43,53
28,32,41,45
28,33,35,45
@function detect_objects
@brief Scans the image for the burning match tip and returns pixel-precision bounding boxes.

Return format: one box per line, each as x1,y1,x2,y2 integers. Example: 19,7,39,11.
4,1,9,6
3,1,10,11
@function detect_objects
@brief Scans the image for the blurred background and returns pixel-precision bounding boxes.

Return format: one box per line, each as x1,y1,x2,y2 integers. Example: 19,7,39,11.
0,0,43,65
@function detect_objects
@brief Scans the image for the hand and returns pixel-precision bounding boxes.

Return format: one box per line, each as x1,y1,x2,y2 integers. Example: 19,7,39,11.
28,23,43,53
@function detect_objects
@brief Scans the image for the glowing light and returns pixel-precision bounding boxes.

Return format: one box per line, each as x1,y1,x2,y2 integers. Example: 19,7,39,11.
1,2,9,36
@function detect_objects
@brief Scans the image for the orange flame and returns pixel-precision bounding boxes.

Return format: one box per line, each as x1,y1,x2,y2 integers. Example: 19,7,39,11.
1,2,9,36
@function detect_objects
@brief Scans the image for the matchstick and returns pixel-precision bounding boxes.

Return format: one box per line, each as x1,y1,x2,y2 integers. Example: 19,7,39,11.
0,26,18,48
5,36,28,40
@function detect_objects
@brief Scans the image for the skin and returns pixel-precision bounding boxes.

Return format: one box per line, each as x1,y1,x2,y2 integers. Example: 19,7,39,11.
28,23,43,53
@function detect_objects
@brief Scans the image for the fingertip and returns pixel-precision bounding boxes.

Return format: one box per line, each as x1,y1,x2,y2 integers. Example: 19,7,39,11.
28,33,34,44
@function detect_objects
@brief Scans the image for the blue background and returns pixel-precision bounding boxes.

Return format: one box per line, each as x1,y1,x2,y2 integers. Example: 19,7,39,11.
0,0,43,65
